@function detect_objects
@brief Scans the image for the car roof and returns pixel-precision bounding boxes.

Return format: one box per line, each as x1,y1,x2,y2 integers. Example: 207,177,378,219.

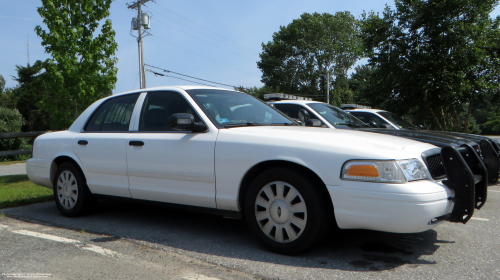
268,100,322,105
346,108,387,113
111,85,235,97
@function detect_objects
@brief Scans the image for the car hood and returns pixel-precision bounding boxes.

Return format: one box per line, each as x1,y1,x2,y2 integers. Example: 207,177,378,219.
220,126,437,159
355,128,478,148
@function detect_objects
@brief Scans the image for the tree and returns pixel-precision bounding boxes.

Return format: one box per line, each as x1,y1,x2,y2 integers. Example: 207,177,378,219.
35,0,118,129
348,65,376,105
10,61,53,131
258,12,362,105
234,85,278,99
361,0,500,132
0,74,5,93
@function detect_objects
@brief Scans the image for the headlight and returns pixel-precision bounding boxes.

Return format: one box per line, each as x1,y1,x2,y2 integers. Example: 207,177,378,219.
341,159,430,183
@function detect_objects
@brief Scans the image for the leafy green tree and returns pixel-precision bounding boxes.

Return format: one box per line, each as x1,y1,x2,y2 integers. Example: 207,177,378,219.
35,0,118,129
361,0,500,132
10,61,53,132
258,12,362,105
0,107,27,160
348,65,376,105
234,85,278,99
0,75,5,93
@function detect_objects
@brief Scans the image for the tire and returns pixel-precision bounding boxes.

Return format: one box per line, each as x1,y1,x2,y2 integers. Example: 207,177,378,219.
53,162,96,217
244,167,330,255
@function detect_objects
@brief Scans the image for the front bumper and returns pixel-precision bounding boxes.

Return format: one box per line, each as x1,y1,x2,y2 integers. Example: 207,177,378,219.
329,144,488,233
328,180,454,233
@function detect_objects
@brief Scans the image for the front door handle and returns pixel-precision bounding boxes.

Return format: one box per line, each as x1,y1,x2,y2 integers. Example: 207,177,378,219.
129,141,145,146
78,140,88,145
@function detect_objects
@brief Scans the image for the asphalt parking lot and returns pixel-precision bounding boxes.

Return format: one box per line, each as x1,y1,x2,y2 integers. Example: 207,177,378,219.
1,182,499,280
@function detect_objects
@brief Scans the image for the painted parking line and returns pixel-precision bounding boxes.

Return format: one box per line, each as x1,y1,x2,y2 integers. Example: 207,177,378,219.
470,217,489,221
182,274,222,280
12,230,79,243
8,229,121,257
0,224,9,228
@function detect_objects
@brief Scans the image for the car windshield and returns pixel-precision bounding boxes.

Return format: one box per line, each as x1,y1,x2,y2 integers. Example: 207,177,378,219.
378,111,416,129
307,103,367,128
186,89,297,128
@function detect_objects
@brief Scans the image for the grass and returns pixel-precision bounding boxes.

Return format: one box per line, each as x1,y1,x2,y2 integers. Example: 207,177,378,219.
0,174,53,209
0,160,27,166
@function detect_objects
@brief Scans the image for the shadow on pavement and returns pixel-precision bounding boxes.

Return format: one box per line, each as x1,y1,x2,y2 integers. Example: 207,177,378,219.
4,199,452,272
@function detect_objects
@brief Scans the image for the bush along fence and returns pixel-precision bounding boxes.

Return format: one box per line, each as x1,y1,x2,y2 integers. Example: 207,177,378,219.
0,131,49,157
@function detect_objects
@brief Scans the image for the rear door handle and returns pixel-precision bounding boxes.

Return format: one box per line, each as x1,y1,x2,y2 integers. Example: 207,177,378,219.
129,141,144,146
78,140,88,145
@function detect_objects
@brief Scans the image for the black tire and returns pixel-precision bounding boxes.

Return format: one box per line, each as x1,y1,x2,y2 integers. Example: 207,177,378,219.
244,167,330,255
53,162,96,217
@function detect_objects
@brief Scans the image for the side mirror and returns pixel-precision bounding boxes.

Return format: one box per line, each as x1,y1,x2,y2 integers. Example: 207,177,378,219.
368,121,378,128
418,125,424,130
305,119,323,127
168,113,206,132
298,109,310,123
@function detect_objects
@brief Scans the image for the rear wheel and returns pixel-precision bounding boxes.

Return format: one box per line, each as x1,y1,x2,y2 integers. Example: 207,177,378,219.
245,167,330,255
53,162,95,217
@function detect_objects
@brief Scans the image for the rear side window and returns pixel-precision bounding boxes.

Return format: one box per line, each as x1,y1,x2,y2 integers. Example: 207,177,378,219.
84,93,140,132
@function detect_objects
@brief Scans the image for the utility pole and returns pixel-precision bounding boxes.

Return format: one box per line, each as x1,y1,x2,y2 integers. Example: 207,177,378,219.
128,0,151,89
326,71,329,104
321,72,330,104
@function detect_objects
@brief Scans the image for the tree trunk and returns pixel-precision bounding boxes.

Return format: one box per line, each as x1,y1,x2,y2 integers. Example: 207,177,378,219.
441,107,448,131
73,98,79,120
450,107,459,132
464,103,472,133
430,107,443,131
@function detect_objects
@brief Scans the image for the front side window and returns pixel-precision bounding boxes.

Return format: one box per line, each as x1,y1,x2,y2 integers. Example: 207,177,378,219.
349,111,390,128
307,103,367,129
186,89,296,128
139,91,202,131
273,104,311,120
84,93,140,132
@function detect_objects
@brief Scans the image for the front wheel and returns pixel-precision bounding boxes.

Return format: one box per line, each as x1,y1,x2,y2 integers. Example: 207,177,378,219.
245,167,330,255
53,162,95,217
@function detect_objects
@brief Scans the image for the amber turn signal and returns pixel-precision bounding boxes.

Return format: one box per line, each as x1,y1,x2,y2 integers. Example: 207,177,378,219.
346,164,380,177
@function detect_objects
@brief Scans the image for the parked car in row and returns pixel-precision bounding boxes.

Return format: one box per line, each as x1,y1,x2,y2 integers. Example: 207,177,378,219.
27,86,488,254
269,100,499,185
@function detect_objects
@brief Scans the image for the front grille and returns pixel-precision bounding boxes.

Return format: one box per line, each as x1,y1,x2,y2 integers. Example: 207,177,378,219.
424,154,446,179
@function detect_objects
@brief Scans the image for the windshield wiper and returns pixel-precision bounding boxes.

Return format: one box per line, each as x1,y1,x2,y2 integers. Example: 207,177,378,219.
224,122,266,128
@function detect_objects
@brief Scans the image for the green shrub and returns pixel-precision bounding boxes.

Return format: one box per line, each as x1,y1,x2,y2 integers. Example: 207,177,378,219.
0,107,27,161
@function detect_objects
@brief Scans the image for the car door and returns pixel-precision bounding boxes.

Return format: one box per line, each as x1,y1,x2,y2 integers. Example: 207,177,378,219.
126,90,218,208
73,93,141,197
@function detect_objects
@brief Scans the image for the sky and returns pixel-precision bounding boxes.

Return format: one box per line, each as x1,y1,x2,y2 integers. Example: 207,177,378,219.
1,0,500,95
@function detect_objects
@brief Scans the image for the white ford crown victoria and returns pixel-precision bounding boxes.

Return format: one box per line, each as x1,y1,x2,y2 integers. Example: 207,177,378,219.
27,86,485,254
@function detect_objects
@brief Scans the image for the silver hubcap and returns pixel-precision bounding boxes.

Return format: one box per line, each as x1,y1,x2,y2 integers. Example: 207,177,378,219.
254,181,307,243
56,171,78,210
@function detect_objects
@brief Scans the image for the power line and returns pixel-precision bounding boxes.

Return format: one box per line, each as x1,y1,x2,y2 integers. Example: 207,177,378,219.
152,2,258,54
146,69,217,87
146,64,236,88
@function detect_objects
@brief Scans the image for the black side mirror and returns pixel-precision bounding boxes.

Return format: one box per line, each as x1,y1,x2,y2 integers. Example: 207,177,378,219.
298,109,310,123
368,121,378,128
418,125,424,130
306,119,323,127
168,113,206,132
